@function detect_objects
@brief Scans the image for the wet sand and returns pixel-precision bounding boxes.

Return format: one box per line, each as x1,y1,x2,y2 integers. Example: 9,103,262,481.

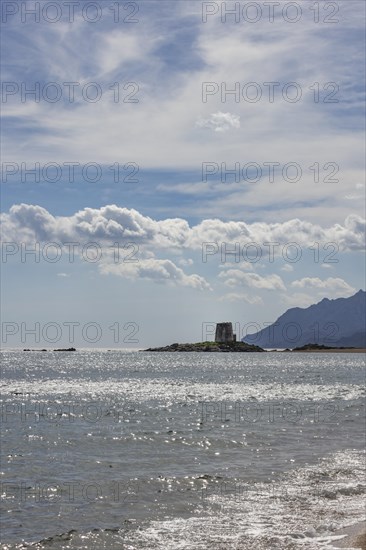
333,522,366,549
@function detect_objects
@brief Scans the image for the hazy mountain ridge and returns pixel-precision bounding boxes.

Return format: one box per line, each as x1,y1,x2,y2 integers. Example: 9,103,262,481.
243,290,366,349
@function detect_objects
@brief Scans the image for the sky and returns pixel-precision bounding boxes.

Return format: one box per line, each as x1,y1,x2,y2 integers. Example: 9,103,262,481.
1,0,365,348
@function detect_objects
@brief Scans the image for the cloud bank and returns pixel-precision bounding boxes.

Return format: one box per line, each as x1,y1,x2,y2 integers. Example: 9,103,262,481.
1,204,364,295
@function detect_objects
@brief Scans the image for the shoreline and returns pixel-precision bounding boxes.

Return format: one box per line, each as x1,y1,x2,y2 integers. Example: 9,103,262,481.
1,347,365,353
289,348,366,353
332,521,366,549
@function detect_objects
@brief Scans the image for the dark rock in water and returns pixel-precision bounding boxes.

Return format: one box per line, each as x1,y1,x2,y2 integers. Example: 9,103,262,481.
53,347,76,352
143,341,264,352
38,530,76,545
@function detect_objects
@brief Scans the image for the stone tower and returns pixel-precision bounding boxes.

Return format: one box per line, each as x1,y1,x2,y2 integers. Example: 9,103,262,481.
215,322,236,343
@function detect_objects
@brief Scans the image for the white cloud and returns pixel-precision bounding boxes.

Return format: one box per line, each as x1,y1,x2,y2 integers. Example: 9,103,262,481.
345,182,366,200
96,31,152,75
2,1,365,224
1,1,365,346
219,292,263,304
196,111,240,132
291,277,355,296
3,204,364,253
281,264,294,272
100,258,211,290
220,270,286,291
190,215,366,252
178,258,194,266
1,204,363,294
283,292,319,308
285,276,357,306
218,262,254,272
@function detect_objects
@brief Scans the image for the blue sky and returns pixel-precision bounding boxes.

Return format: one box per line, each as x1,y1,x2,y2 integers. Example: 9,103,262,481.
1,0,365,347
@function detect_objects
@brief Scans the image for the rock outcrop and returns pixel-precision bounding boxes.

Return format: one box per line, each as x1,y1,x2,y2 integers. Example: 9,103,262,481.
144,341,264,352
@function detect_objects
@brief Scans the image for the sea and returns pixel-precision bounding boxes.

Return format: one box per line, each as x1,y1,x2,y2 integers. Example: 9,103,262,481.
0,350,365,549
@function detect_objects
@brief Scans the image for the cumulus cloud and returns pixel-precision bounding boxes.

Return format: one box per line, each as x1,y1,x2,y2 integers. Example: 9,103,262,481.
100,258,211,290
1,203,191,249
2,1,364,228
219,270,286,291
219,292,263,304
178,258,194,266
1,203,363,292
291,277,355,296
196,111,240,132
3,204,365,253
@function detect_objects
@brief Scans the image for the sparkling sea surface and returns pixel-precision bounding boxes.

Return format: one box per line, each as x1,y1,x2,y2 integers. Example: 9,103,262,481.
0,350,365,549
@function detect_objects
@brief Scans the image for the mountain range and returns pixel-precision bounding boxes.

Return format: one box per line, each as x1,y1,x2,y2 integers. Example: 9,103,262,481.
243,289,366,349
